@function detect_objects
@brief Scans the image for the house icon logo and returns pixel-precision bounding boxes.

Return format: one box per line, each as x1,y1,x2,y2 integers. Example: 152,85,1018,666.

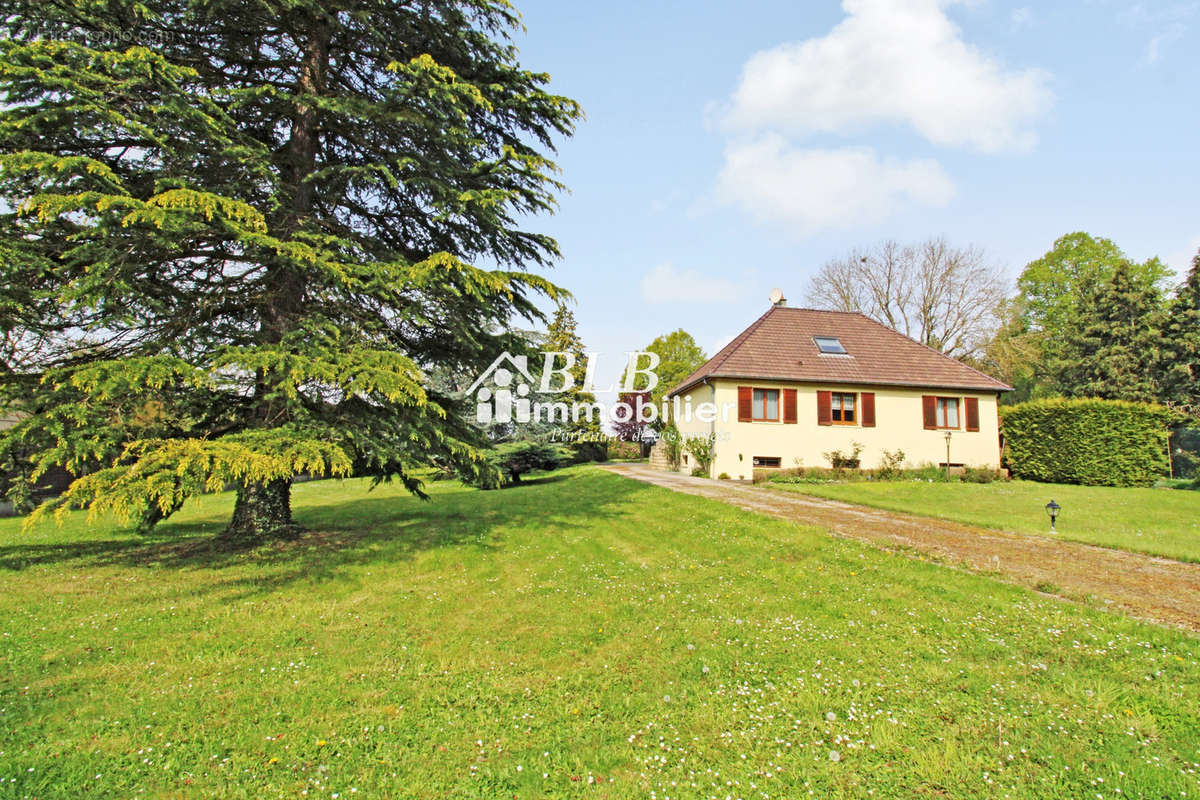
464,352,536,424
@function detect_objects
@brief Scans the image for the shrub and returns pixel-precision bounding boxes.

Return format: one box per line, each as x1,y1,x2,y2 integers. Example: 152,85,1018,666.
717,472,731,480
823,441,864,471
684,433,716,477
1001,398,1172,487
875,449,906,480
660,424,683,470
605,439,641,460
1169,427,1200,479
962,467,1000,483
570,440,609,463
460,441,568,489
910,463,951,482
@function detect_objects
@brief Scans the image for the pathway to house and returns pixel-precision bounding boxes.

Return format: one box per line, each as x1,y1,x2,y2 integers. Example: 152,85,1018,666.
604,463,1200,633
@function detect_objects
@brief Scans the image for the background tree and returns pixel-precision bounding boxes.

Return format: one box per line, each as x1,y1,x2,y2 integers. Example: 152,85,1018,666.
805,238,1006,359
542,304,605,459
611,390,652,444
1016,232,1170,369
484,441,567,487
1159,252,1200,415
974,298,1043,403
0,1,580,542
622,329,707,426
1050,262,1166,401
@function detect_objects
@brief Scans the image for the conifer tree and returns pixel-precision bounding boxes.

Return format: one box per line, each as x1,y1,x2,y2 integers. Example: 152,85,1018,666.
0,1,581,542
542,305,604,457
1159,253,1200,415
1051,262,1166,401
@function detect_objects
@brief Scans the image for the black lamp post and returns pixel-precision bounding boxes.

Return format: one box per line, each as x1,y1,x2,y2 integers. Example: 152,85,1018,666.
943,431,952,481
1045,499,1061,533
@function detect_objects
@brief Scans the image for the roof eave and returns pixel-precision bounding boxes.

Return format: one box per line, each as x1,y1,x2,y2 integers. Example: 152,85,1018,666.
668,373,1011,397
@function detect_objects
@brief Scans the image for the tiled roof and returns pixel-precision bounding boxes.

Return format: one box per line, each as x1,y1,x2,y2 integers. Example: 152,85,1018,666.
669,306,1011,396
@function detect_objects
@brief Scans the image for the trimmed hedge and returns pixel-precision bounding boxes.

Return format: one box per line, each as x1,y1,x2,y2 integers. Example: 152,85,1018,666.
1001,398,1172,486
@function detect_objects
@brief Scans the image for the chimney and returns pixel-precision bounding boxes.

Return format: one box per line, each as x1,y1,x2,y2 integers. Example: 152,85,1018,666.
769,288,787,307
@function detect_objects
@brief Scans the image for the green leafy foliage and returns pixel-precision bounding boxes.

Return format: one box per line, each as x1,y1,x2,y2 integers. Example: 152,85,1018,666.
660,423,683,470
823,441,864,471
874,448,906,480
624,329,707,427
1017,232,1169,349
1159,253,1200,416
1050,262,1166,401
1001,398,1173,486
496,441,568,485
683,433,715,477
0,2,581,540
542,305,606,461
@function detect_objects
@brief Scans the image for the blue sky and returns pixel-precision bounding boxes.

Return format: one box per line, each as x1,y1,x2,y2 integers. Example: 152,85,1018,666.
509,0,1199,387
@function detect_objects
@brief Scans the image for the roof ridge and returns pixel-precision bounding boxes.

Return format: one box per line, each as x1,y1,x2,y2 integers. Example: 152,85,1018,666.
773,306,861,314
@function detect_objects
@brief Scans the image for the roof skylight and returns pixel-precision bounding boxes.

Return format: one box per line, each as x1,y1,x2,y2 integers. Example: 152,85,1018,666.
813,336,847,355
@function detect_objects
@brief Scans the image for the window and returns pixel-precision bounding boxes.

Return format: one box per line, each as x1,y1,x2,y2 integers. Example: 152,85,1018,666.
813,336,847,354
753,456,781,468
936,397,959,428
831,392,856,424
752,388,779,421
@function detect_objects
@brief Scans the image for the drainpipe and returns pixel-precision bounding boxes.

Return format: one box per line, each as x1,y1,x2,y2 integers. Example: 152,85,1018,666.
703,377,716,477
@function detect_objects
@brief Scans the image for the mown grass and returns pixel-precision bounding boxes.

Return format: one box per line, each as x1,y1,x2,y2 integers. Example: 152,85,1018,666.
766,479,1200,562
1,467,1198,799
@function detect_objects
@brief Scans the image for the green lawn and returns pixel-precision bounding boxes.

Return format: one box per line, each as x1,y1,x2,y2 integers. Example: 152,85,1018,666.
1,467,1198,799
766,479,1200,562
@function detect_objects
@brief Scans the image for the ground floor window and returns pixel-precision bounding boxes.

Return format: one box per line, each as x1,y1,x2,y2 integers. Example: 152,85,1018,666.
753,456,781,468
936,397,960,428
752,388,779,421
832,392,856,424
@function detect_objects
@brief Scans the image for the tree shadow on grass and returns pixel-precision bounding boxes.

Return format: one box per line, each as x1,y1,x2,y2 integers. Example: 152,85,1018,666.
0,470,653,594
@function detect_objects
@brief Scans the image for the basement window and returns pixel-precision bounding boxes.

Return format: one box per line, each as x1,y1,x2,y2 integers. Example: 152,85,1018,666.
813,336,847,354
753,456,782,468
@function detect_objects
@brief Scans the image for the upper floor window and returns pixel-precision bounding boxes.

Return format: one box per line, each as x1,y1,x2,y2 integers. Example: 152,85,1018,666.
752,388,779,421
936,397,959,428
813,336,847,354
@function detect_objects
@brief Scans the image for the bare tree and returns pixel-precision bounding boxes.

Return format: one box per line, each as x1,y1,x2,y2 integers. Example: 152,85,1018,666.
805,238,1007,359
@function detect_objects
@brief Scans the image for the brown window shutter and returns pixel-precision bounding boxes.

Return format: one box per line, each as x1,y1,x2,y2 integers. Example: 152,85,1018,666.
737,386,752,422
860,392,876,427
782,389,797,423
922,395,937,430
817,390,833,426
965,397,980,432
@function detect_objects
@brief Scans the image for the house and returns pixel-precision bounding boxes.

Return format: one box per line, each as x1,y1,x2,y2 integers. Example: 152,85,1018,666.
664,297,1010,478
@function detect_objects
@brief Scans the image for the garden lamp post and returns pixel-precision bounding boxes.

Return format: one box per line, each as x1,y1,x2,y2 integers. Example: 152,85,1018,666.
944,431,952,481
1045,499,1060,533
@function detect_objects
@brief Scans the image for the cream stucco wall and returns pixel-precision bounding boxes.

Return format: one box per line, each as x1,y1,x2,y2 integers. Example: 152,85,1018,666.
672,379,1002,480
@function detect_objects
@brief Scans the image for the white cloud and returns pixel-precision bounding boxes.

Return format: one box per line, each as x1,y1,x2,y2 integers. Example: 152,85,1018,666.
1010,7,1033,29
716,135,955,235
641,263,746,304
1145,23,1186,63
722,0,1053,153
1116,2,1196,64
